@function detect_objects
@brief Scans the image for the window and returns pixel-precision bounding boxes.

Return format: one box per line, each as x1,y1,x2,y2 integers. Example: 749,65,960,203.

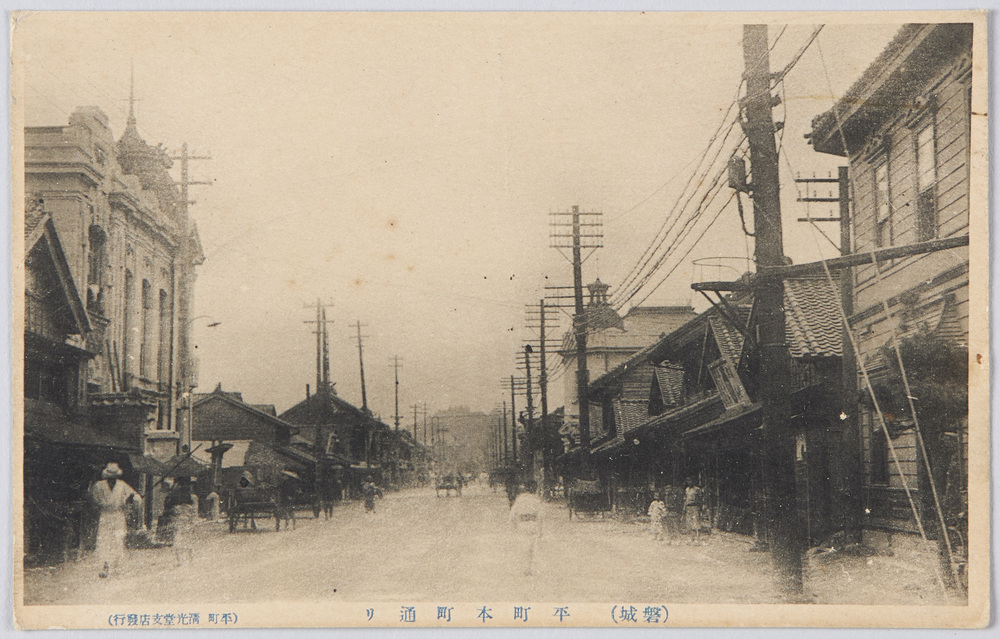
140,279,153,378
87,226,107,313
707,358,750,409
915,123,937,241
874,162,891,247
123,269,135,380
869,417,889,485
158,289,170,383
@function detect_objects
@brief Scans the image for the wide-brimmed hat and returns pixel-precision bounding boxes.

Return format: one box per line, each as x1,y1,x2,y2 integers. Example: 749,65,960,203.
102,462,123,479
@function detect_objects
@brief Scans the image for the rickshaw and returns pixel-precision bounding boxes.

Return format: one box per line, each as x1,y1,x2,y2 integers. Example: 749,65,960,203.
567,478,611,519
435,472,463,497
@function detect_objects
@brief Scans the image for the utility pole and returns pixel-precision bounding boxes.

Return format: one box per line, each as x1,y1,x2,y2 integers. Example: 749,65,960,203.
794,166,862,544
538,300,549,439
411,403,419,440
353,320,369,412
510,375,518,467
550,205,602,475
302,299,335,512
743,24,802,593
173,143,213,209
496,414,503,464
423,403,429,446
303,300,335,398
523,345,535,426
390,356,403,431
525,299,557,496
502,401,509,464
168,140,210,439
836,166,863,544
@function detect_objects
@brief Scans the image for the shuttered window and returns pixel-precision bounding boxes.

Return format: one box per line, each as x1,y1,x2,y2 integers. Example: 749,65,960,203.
916,123,937,241
874,161,891,247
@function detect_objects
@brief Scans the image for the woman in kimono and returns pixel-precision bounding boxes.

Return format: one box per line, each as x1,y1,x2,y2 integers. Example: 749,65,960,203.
89,462,140,578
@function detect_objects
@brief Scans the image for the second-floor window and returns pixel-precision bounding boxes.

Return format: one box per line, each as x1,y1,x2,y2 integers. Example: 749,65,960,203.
874,161,891,247
707,358,750,409
87,225,108,314
916,122,937,241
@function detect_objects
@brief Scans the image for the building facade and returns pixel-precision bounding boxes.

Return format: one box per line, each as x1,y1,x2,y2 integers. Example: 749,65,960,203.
26,104,203,461
587,278,844,545
24,102,204,559
809,23,972,535
556,279,696,450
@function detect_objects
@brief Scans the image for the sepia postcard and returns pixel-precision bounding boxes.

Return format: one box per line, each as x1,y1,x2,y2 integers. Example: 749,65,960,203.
10,10,990,629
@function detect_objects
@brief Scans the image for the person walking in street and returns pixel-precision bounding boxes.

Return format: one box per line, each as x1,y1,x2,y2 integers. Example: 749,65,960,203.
509,481,543,576
362,480,382,514
663,484,685,545
88,462,140,579
684,476,705,545
647,492,666,541
504,470,519,508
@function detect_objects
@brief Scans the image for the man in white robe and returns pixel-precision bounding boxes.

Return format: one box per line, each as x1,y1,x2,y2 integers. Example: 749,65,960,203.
508,481,544,576
88,462,140,578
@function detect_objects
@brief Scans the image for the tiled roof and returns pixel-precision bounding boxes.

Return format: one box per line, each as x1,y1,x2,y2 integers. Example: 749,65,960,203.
620,362,656,401
708,306,751,365
252,404,277,416
784,278,843,358
614,398,650,434
653,362,686,407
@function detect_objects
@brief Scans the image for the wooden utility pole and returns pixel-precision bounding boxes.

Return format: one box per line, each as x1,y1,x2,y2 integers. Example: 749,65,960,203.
550,206,602,474
510,375,518,466
169,141,210,436
423,404,429,446
743,24,802,592
523,346,535,426
538,300,549,436
390,356,402,431
571,206,590,457
795,167,863,544
303,300,335,398
837,166,863,544
502,401,509,464
353,320,369,412
411,403,419,440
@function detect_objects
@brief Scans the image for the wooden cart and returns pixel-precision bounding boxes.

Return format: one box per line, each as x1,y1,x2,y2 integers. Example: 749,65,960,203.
435,473,463,497
226,485,284,532
567,479,611,519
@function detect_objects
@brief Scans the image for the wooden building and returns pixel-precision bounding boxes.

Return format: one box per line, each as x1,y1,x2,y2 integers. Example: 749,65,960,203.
587,278,844,544
809,23,972,536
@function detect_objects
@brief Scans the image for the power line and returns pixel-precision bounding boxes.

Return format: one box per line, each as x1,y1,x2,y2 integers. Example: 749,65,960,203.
611,84,745,303
631,189,737,309
610,121,746,308
614,142,744,310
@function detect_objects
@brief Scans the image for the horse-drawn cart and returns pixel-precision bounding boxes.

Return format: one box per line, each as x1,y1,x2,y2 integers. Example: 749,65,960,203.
226,485,285,532
567,479,611,519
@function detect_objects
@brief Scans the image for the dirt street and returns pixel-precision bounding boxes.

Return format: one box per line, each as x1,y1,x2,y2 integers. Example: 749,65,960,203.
23,483,951,606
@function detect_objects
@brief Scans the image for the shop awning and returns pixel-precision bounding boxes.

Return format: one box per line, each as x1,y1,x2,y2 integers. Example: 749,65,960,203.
129,454,210,477
25,405,140,452
679,402,761,441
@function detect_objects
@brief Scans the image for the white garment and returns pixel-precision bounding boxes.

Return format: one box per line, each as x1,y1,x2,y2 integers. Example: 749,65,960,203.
509,493,543,535
89,479,140,570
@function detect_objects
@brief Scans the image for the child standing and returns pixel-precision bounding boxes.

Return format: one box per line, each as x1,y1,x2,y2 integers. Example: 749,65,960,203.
647,492,666,541
684,477,704,545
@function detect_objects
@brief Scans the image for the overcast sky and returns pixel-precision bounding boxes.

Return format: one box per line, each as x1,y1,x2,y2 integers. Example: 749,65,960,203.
15,12,902,418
